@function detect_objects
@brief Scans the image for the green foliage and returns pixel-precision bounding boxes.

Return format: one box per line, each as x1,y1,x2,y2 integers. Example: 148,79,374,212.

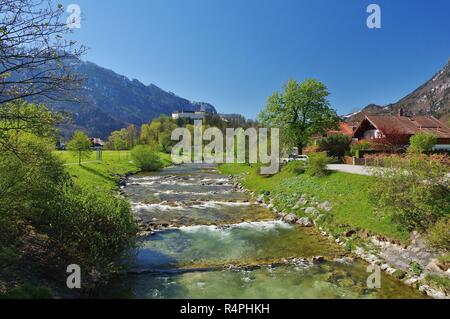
371,154,449,231
305,152,332,177
317,134,351,157
67,131,92,165
139,115,178,151
131,145,163,171
408,132,438,154
392,269,407,279
0,283,53,299
427,218,450,251
409,261,423,276
219,160,410,242
258,79,339,153
350,140,371,157
424,274,450,294
40,187,138,279
0,100,60,138
0,118,137,290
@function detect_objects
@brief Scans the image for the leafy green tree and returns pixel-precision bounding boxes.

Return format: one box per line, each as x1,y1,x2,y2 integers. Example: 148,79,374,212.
126,124,137,149
67,131,92,165
258,79,339,154
408,132,438,154
107,129,128,159
317,134,351,157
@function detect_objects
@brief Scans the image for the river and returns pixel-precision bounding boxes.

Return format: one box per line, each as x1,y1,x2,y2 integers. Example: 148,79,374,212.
96,164,424,299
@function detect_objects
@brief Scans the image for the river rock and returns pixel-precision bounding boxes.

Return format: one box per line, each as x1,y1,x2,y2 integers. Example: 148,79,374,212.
283,213,298,224
256,195,265,204
318,201,332,212
311,256,325,264
296,198,308,206
297,217,314,227
305,207,320,216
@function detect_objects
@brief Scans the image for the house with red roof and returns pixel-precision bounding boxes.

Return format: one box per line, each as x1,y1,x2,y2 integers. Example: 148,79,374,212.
353,110,450,151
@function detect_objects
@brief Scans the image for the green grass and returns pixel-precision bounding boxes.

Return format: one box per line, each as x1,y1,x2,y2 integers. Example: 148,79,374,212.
54,150,172,191
219,162,410,243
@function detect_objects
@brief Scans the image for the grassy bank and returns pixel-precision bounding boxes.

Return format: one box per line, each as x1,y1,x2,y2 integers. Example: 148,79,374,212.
54,150,172,191
219,163,410,243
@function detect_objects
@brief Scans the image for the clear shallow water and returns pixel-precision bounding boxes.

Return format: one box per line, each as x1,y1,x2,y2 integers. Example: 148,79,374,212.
98,164,425,299
132,220,342,271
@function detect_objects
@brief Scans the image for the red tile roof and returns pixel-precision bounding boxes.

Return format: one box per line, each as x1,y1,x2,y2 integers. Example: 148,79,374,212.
358,115,450,139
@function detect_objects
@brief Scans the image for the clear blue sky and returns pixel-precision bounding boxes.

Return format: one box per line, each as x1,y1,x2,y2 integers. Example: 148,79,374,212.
63,0,450,118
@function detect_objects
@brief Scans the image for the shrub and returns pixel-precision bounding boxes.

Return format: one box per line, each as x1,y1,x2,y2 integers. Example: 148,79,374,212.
371,154,450,231
305,152,331,177
350,140,371,157
131,145,163,171
0,132,138,289
38,187,138,284
0,283,53,299
427,218,450,251
409,261,423,276
408,132,438,154
317,134,351,157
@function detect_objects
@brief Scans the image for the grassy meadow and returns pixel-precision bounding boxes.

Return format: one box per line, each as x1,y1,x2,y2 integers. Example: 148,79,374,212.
54,150,172,191
219,163,409,243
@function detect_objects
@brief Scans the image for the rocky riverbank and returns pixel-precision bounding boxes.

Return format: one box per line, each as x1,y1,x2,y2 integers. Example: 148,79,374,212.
229,175,449,299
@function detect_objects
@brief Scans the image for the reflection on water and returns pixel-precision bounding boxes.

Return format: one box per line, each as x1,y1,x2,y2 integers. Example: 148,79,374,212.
98,164,425,299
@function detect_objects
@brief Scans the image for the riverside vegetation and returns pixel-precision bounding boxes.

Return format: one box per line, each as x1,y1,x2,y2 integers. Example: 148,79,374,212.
219,154,450,297
0,101,172,298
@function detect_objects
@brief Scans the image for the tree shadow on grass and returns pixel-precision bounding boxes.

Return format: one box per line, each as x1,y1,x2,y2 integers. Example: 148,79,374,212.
79,164,116,183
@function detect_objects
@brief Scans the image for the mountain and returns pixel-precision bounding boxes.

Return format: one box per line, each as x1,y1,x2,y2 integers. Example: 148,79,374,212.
345,59,450,123
40,60,217,138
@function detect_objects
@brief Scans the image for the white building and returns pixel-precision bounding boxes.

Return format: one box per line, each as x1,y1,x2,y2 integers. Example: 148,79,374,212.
172,110,206,120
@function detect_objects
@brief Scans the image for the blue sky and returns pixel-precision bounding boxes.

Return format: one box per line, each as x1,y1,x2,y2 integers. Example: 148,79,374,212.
63,0,450,118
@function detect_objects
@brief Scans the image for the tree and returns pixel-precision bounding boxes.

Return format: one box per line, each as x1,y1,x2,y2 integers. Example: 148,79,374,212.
317,134,351,157
67,131,92,165
126,124,137,149
408,132,437,154
372,127,409,153
0,0,85,106
107,129,128,160
258,79,339,154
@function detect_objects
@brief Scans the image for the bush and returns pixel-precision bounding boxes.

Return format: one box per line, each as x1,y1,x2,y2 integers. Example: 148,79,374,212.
408,132,438,154
305,152,331,177
317,134,351,157
0,283,53,299
38,187,138,284
371,154,450,231
0,131,138,290
427,218,450,251
350,140,371,157
131,145,163,171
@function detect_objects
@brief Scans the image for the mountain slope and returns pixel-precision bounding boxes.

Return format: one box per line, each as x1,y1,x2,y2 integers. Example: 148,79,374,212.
345,59,450,123
41,60,216,138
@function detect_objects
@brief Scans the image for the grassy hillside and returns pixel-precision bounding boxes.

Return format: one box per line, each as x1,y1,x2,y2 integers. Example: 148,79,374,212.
219,163,409,243
54,150,172,191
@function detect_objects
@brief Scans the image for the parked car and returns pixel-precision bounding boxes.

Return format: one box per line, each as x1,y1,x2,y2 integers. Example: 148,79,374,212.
281,154,308,164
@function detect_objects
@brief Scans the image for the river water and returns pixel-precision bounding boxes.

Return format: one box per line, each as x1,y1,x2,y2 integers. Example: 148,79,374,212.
97,164,424,299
